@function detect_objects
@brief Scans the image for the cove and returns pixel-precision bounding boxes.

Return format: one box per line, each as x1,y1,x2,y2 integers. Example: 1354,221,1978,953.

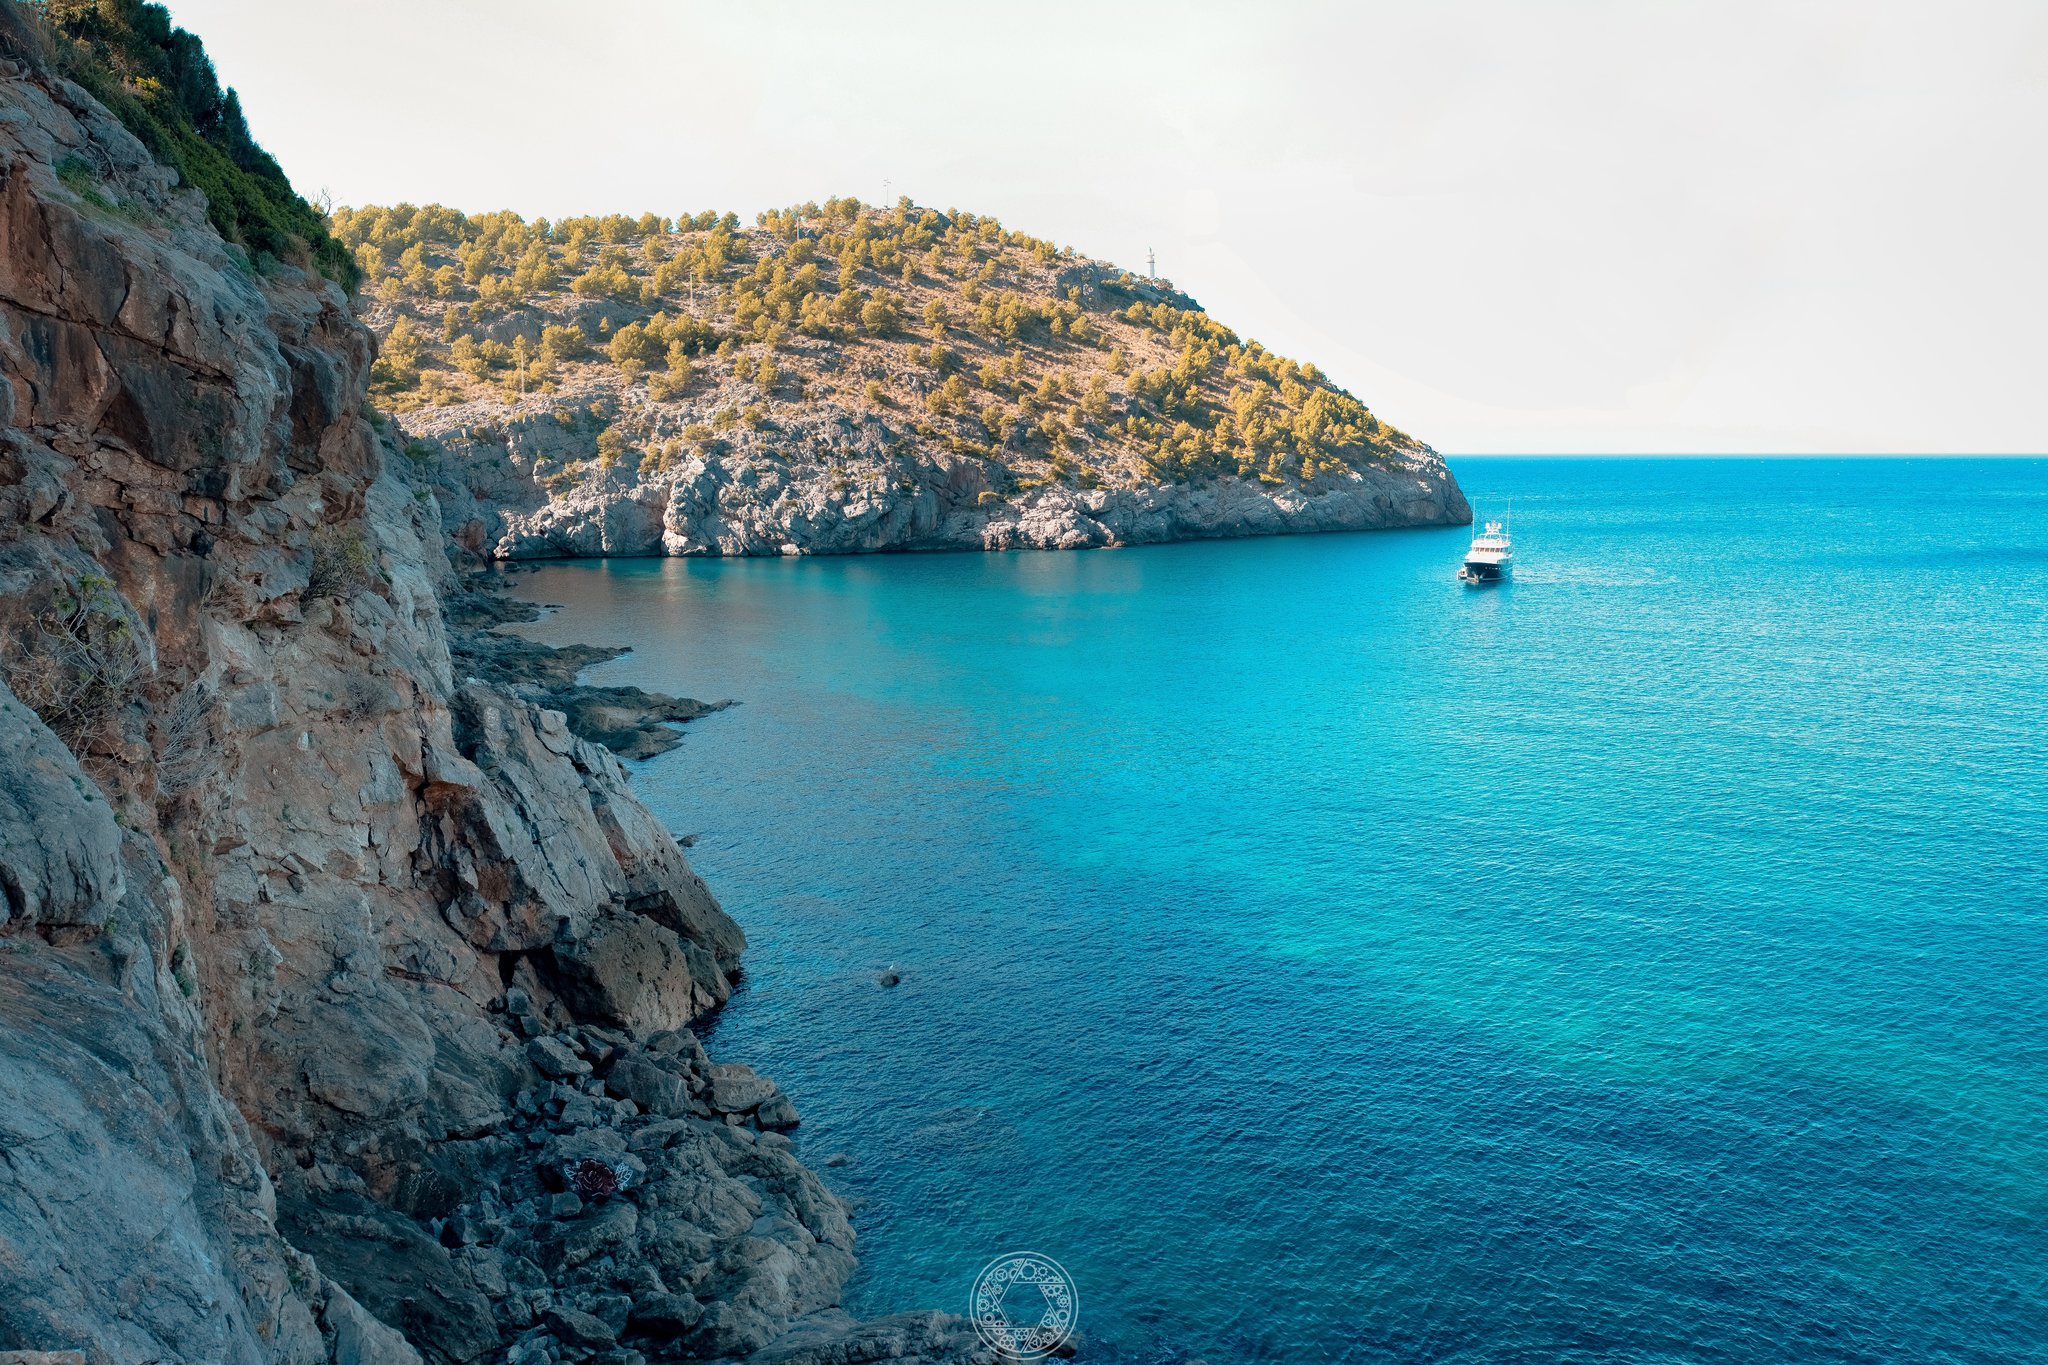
508,457,2048,1364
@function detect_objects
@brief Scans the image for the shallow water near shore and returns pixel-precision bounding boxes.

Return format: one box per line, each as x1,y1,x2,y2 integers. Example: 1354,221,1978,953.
508,457,2048,1364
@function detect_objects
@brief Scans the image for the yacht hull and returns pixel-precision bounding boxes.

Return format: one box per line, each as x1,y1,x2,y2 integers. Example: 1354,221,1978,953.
1460,562,1508,585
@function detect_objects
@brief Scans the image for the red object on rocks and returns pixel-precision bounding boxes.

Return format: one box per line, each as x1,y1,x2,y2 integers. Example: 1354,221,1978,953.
572,1157,619,1200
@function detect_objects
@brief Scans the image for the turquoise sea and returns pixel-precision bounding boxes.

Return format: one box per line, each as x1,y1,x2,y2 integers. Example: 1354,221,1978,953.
510,458,2048,1363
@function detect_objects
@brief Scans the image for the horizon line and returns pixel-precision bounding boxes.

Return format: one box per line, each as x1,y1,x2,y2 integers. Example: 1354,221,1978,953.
1444,451,2047,459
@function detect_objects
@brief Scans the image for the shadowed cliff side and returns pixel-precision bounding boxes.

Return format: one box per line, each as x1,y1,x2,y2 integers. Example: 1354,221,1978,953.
0,6,987,1362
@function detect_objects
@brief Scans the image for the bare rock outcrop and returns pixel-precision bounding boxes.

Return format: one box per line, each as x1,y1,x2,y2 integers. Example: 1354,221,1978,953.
0,688,406,1364
414,393,1469,561
0,13,982,1364
0,681,123,930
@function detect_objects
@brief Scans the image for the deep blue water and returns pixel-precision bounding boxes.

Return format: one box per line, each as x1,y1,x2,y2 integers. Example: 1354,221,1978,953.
510,458,2048,1364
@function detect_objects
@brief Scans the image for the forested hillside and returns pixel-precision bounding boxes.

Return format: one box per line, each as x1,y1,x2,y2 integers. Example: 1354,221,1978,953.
338,197,1423,497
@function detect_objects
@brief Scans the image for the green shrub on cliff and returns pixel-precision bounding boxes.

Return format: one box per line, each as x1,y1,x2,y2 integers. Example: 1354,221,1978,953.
16,0,356,287
370,317,423,393
306,528,377,599
539,324,589,365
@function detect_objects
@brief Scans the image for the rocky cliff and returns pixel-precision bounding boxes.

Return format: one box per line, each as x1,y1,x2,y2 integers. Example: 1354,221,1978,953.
0,10,985,1363
418,389,1470,560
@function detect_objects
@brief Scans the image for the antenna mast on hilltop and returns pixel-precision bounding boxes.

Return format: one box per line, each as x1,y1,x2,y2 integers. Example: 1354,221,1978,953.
1147,247,1156,277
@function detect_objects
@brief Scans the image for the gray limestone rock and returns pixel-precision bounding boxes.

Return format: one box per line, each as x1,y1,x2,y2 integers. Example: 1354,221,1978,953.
0,805,325,1362
416,410,1467,564
543,1306,617,1350
322,1279,428,1365
706,1063,782,1116
0,24,991,1365
740,1310,999,1364
606,1054,692,1117
0,681,123,931
627,1289,704,1337
547,907,724,1035
528,1035,592,1079
755,1092,802,1131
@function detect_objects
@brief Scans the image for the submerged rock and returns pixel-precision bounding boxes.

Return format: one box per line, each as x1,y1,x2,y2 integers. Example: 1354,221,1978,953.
446,597,730,760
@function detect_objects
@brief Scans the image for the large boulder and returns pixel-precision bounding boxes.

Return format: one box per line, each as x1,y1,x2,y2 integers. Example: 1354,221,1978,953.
281,1193,497,1365
547,907,725,1034
427,685,741,1004
0,680,123,931
321,1280,426,1365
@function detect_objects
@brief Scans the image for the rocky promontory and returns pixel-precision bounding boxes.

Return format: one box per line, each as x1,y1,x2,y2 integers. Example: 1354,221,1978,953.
447,583,729,760
333,193,1467,561
0,6,988,1362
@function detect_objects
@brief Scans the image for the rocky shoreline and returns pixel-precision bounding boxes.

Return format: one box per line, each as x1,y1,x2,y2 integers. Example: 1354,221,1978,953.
0,6,1452,1359
0,19,990,1363
415,394,1471,562
275,982,992,1365
449,578,730,761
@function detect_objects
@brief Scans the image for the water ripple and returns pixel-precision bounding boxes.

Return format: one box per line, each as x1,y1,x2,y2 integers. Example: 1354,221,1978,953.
512,458,2048,1364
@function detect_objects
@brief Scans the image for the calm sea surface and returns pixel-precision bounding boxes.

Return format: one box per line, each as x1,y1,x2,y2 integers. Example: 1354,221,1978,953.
509,458,2048,1364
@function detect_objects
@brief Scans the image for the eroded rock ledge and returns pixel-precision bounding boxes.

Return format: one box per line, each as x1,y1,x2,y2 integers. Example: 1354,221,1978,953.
0,19,986,1364
418,394,1471,561
448,580,729,762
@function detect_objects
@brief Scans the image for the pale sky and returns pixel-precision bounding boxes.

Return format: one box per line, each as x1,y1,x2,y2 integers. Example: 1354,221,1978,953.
166,0,2048,454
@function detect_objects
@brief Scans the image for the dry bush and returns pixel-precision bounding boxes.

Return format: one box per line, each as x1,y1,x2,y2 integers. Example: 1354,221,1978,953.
5,571,148,751
155,679,215,795
341,671,399,719
307,527,376,598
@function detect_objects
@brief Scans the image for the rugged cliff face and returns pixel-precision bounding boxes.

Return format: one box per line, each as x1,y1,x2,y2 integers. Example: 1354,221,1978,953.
417,388,1470,561
0,14,983,1364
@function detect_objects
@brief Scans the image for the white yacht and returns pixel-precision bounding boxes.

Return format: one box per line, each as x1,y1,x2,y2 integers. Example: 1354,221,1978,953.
1459,508,1512,585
